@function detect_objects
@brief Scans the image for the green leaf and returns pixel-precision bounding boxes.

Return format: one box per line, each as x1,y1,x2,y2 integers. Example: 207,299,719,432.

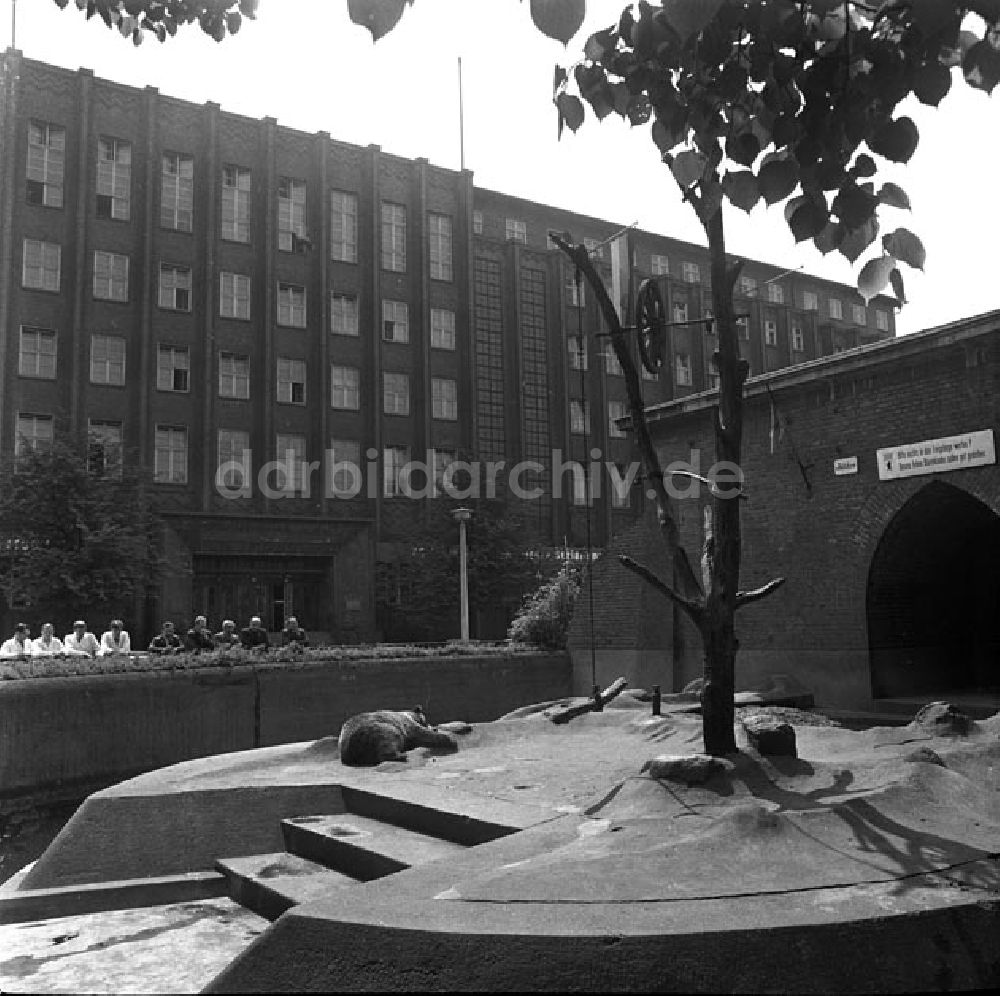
890,267,907,304
555,92,585,135
831,182,877,229
858,254,896,304
877,182,911,210
867,117,919,164
652,118,684,156
964,38,1000,94
913,60,952,106
757,156,799,205
661,0,724,45
813,221,844,256
850,153,877,179
722,170,760,213
347,0,409,42
839,217,879,263
787,195,829,243
882,228,926,271
725,131,761,168
671,149,707,188
530,0,586,46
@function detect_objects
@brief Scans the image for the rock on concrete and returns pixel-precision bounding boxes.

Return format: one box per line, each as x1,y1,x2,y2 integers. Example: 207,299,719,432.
911,701,975,736
742,714,798,757
640,753,733,785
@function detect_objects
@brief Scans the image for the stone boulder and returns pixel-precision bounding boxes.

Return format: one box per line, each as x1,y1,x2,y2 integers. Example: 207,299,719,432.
910,701,975,737
641,753,733,785
904,746,946,766
741,713,797,757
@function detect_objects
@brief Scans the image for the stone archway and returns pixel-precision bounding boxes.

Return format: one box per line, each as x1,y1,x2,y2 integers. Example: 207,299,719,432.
867,480,1000,699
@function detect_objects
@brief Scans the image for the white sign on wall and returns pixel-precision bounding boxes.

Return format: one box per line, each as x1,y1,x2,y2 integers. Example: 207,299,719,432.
834,456,858,476
877,429,996,482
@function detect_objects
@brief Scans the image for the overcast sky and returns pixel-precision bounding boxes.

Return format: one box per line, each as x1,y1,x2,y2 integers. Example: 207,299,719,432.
6,0,999,335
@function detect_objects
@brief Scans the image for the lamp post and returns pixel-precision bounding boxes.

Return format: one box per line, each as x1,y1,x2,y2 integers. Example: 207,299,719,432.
452,506,472,642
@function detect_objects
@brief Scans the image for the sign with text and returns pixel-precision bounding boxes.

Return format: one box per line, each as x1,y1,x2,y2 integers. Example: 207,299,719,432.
877,429,996,481
834,456,858,476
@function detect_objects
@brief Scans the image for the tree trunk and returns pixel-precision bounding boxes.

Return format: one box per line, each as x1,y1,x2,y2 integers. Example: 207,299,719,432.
701,207,746,756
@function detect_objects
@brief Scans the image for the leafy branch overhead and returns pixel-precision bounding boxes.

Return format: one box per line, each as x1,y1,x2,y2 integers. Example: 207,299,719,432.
52,0,259,44
552,0,1000,303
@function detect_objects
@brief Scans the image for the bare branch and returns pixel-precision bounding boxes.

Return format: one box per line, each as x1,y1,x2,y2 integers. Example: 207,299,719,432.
619,554,704,626
736,577,786,609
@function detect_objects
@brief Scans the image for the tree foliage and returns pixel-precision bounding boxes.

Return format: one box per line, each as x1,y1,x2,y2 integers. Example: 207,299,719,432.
0,441,163,625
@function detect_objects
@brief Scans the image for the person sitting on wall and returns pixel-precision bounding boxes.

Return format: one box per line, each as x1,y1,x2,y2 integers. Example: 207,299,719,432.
240,615,270,652
214,619,240,649
281,615,308,650
64,620,100,658
32,622,65,656
99,618,132,656
185,614,216,654
0,622,33,658
148,620,183,654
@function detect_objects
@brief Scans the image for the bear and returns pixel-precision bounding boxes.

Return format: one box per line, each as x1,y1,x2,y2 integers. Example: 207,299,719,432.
337,705,459,766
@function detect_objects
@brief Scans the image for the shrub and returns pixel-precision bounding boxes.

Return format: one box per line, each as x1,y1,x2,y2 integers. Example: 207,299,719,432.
507,564,581,650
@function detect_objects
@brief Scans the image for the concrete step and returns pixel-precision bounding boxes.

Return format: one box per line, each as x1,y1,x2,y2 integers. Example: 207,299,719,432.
215,851,357,921
282,814,467,882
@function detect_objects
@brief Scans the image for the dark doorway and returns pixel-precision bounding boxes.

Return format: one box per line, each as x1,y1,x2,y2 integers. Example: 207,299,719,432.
867,481,1000,698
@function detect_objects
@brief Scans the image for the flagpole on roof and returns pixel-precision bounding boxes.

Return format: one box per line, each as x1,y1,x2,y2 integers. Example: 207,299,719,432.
457,56,465,171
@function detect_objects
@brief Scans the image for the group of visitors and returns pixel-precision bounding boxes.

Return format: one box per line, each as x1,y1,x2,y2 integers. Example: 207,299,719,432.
146,614,309,654
1,614,309,660
0,619,131,659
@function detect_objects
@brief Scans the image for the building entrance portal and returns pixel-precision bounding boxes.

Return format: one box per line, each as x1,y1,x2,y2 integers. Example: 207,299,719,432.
867,481,1000,699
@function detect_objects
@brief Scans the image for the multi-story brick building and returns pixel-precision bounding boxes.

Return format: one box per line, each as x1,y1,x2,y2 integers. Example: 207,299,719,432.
0,50,896,643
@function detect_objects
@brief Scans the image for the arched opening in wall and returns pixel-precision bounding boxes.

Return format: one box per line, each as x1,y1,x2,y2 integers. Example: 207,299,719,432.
867,481,1000,700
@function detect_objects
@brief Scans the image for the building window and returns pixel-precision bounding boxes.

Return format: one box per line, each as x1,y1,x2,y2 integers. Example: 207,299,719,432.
161,152,193,232
603,344,623,376
278,177,307,252
15,413,54,456
505,218,527,243
275,433,307,494
682,261,700,284
219,271,250,320
767,281,784,304
430,308,456,350
277,282,307,328
570,399,589,435
473,210,483,235
432,377,458,420
675,352,692,386
803,289,819,311
26,120,65,208
96,136,131,220
651,253,669,276
829,297,843,320
90,334,126,385
608,400,627,438
568,335,588,371
93,250,129,302
330,292,359,335
331,365,360,410
571,463,591,506
154,425,187,484
221,165,250,242
219,351,250,399
217,429,250,492
88,420,123,478
22,239,60,291
584,237,604,260
157,345,190,392
673,300,688,323
383,372,410,415
329,438,362,497
875,308,889,331
707,370,720,390
641,363,658,381
158,263,191,311
429,212,453,281
382,299,409,343
791,323,804,352
383,445,411,497
852,303,867,325
739,275,757,296
18,327,57,379
566,273,585,307
764,318,778,346
737,314,749,340
381,201,406,272
330,189,358,263
277,356,307,405
611,463,630,508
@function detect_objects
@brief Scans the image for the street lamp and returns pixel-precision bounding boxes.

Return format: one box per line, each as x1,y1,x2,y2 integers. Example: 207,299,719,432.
452,506,472,642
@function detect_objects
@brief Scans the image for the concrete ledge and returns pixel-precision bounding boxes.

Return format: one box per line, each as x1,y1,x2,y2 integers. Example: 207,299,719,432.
0,870,227,925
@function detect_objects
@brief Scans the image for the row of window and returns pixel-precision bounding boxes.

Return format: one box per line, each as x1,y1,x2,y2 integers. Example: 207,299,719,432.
26,120,454,276
17,328,458,417
20,241,459,346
